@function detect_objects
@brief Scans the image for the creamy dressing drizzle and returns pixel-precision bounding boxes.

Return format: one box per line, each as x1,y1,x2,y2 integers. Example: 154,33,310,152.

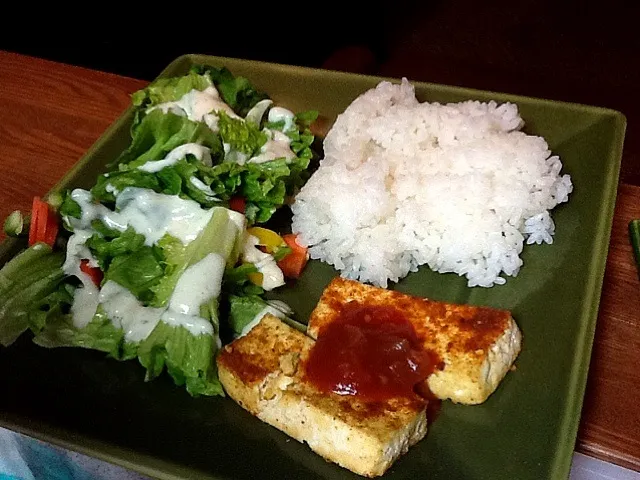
64,187,229,338
148,86,240,131
62,91,298,342
99,281,165,342
105,183,119,195
244,105,296,164
71,284,100,329
222,142,249,165
248,129,296,164
245,99,273,125
169,253,224,315
138,143,212,173
69,187,213,247
189,176,218,199
160,311,213,337
268,107,295,132
242,234,285,291
69,254,225,339
149,88,297,166
63,229,101,328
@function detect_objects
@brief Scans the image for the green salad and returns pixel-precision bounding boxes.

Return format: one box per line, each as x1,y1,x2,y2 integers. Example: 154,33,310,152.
0,65,316,396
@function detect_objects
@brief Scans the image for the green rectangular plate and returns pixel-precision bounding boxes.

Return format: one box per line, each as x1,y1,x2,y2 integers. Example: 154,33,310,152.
0,54,626,480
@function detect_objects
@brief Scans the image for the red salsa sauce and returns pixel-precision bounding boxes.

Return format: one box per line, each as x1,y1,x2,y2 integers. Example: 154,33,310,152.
304,302,441,401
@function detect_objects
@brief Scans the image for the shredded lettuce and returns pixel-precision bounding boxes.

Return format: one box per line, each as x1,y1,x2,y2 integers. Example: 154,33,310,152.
85,226,146,270
0,64,317,398
218,112,267,156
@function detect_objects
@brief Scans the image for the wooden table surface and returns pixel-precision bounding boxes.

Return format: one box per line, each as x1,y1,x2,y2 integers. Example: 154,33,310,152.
1,50,639,473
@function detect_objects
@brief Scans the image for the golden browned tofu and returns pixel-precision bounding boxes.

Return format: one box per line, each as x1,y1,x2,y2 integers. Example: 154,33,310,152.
217,315,428,478
306,277,522,405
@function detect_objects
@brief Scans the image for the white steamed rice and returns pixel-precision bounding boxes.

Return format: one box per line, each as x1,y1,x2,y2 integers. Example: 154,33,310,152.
291,79,573,288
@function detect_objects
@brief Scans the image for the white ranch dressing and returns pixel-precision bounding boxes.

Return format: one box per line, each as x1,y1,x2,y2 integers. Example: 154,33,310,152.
63,229,98,271
189,176,218,199
149,86,240,122
116,188,213,246
68,253,226,339
158,253,226,337
105,183,119,195
71,284,100,329
160,311,213,336
138,143,212,173
69,187,213,247
63,229,101,329
248,129,296,164
242,234,285,291
222,142,249,165
169,253,225,316
99,281,164,342
268,107,295,132
245,99,273,125
64,187,223,334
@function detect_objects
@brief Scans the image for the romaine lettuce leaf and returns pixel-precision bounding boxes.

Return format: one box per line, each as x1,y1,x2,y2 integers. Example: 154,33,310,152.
103,247,165,303
28,282,74,334
59,190,82,220
129,207,243,397
227,295,305,337
241,160,293,223
196,158,295,224
91,159,220,209
150,207,242,306
0,243,65,346
137,320,222,397
227,294,269,336
33,308,127,360
172,160,219,207
131,72,213,127
91,170,161,203
115,110,222,170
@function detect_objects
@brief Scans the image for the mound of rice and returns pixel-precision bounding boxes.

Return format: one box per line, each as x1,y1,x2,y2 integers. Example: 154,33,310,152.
291,79,573,288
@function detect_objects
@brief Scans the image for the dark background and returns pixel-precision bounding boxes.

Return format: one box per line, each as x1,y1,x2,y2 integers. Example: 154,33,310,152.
2,0,639,184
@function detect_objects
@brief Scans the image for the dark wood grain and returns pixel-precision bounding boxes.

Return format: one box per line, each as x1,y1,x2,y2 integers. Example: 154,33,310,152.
577,184,640,471
1,50,640,472
0,51,147,234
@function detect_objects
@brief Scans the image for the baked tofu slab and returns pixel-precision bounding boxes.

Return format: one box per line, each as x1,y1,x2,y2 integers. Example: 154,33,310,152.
217,315,428,477
306,277,522,405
